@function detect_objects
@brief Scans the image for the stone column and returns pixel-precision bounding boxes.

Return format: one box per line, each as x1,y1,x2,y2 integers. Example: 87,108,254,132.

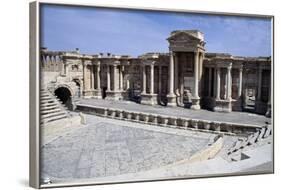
82,61,90,97
227,66,232,100
208,67,212,97
180,66,184,105
216,67,221,100
158,66,162,95
83,62,87,89
96,63,101,90
61,59,65,75
257,67,262,101
142,65,146,94
238,67,243,97
113,65,117,91
107,65,111,91
119,65,123,91
193,51,199,98
191,51,201,110
174,53,179,95
64,63,69,76
168,51,175,95
91,65,95,90
167,51,176,106
150,64,154,94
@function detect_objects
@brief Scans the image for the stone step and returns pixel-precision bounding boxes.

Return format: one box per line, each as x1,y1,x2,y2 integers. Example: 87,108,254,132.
41,99,56,104
40,101,58,107
40,104,61,111
41,114,68,124
40,88,71,124
40,96,53,100
41,111,67,119
41,108,62,114
40,94,50,97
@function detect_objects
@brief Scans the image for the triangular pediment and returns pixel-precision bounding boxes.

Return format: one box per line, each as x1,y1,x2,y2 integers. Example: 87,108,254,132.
167,31,201,42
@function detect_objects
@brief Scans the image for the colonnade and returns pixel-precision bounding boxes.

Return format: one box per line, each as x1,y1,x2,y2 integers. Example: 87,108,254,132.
166,50,203,109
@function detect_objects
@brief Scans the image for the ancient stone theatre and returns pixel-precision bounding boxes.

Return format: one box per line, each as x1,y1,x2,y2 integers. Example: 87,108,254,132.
41,30,271,116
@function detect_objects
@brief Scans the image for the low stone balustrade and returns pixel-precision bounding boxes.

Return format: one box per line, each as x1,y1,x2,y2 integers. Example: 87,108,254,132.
191,119,199,129
126,112,132,120
76,104,262,135
213,122,221,131
104,108,108,116
150,114,158,124
142,114,149,123
203,120,211,130
117,110,124,119
134,112,140,121
182,119,190,129
168,117,178,126
161,117,169,126
109,109,116,118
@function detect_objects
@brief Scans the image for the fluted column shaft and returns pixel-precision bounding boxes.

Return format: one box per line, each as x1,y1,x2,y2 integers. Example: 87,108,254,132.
142,65,146,94
107,65,111,91
174,54,179,95
227,66,232,100
91,65,95,90
169,51,175,95
193,52,199,98
113,65,117,91
216,67,221,100
238,68,243,97
97,64,101,90
150,64,154,94
119,65,123,91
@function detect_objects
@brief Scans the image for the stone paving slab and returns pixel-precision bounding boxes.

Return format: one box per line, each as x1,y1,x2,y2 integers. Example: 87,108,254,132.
41,114,215,181
77,98,270,126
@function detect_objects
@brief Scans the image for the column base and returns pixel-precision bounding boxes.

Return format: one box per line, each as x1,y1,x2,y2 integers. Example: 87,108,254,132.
231,97,243,111
255,100,268,115
266,103,271,118
106,91,122,101
166,93,177,107
191,96,201,110
83,90,93,98
92,89,102,99
141,93,158,106
213,99,232,112
122,90,130,100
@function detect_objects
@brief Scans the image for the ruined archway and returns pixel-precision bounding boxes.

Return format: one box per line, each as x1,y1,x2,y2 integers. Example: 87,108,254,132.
54,87,72,110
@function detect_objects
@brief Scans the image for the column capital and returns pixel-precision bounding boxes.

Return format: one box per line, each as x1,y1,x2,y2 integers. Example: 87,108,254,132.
239,67,243,72
194,50,200,56
227,65,232,70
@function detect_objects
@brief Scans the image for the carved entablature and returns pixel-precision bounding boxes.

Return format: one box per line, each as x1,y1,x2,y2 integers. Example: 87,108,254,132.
167,30,205,52
141,59,156,66
82,59,92,66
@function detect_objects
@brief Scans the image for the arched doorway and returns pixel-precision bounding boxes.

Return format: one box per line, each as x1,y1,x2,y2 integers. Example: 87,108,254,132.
54,87,72,110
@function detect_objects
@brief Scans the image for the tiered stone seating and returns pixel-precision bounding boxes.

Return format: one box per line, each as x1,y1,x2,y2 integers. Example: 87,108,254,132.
227,124,272,157
40,89,70,125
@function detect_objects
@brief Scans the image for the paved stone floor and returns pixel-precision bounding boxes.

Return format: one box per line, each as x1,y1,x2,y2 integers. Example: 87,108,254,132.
77,99,271,126
41,114,215,181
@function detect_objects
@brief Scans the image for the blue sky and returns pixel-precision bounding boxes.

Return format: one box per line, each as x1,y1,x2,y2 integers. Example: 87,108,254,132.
41,4,272,57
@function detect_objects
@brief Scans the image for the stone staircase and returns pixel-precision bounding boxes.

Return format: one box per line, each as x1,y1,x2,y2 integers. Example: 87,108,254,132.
40,89,70,125
223,124,272,162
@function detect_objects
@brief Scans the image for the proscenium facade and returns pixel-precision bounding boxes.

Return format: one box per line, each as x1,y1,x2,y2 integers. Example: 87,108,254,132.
41,30,272,116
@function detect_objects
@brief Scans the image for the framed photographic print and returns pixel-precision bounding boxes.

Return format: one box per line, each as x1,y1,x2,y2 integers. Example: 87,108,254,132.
29,1,274,188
